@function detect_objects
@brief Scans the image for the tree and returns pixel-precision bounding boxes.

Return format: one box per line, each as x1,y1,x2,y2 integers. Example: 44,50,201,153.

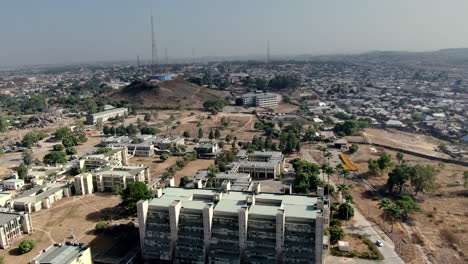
54,127,73,140
378,198,392,221
198,127,203,139
0,116,7,132
96,147,112,154
378,153,393,171
208,130,214,140
183,131,190,138
144,112,151,122
109,126,116,135
160,153,169,161
112,184,121,195
180,176,190,187
464,171,468,189
349,144,359,154
62,134,78,148
368,159,380,176
215,128,221,139
387,204,402,233
103,125,111,135
396,152,405,164
95,118,104,130
95,221,108,232
206,165,220,187
326,225,345,244
120,182,152,212
22,149,33,165
203,98,228,114
221,117,230,128
386,162,413,193
66,147,77,155
410,164,437,195
164,116,175,134
344,194,355,204
337,184,349,203
23,132,46,147
16,163,27,179
396,195,423,219
18,240,36,254
140,127,159,135
337,203,354,220
43,151,67,165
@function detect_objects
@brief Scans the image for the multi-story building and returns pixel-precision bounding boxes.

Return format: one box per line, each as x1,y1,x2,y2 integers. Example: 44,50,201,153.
86,107,128,124
102,136,186,157
226,151,285,179
79,147,129,170
138,187,329,264
74,173,94,195
241,93,281,108
0,210,33,249
10,183,71,212
30,242,93,264
195,141,220,159
92,166,150,192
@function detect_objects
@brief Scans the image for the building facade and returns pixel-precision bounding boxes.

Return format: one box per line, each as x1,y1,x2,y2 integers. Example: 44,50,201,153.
11,183,71,212
0,210,33,249
92,166,150,192
138,188,329,264
226,151,285,179
241,93,281,108
74,173,94,195
86,107,128,124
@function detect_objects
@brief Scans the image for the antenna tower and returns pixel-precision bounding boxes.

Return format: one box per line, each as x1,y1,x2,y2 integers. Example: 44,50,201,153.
267,40,271,64
151,13,158,71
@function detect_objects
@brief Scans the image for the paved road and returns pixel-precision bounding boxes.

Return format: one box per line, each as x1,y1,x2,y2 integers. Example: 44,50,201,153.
301,149,404,264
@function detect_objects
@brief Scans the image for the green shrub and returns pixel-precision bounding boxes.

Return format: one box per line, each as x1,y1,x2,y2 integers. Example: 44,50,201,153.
18,240,36,254
95,221,108,231
52,144,65,151
65,147,77,155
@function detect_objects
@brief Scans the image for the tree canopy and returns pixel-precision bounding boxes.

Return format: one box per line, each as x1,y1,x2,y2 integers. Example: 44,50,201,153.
121,182,152,212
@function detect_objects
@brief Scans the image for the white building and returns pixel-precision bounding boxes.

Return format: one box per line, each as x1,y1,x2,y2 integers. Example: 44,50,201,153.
241,93,282,108
2,179,24,190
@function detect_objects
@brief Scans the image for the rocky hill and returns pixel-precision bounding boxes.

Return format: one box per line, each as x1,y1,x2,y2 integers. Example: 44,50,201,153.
110,78,225,108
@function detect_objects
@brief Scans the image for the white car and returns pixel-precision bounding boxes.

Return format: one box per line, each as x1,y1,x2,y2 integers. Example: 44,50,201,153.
376,240,384,247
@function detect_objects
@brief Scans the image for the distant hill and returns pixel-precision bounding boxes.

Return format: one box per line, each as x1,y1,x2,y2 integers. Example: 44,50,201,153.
110,78,225,108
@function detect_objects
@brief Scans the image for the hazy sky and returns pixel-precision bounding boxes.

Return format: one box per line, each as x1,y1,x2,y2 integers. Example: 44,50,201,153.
1,0,468,66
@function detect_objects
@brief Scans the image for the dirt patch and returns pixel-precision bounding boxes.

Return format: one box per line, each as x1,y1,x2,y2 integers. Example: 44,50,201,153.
0,194,123,264
173,159,214,186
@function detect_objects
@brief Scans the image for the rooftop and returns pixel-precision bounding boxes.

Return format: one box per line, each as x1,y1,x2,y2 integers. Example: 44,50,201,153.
31,243,89,264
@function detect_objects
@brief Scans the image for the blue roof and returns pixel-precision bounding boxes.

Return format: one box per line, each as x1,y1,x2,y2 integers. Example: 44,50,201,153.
461,135,468,142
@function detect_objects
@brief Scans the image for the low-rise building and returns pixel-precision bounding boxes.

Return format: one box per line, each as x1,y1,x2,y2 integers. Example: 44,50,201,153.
86,107,128,125
11,183,71,212
2,179,24,190
226,150,285,179
25,166,68,182
138,187,329,263
0,210,33,249
0,193,12,207
30,242,93,264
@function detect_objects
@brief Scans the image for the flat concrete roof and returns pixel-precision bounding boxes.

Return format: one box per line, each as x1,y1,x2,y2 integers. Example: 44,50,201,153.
32,244,88,264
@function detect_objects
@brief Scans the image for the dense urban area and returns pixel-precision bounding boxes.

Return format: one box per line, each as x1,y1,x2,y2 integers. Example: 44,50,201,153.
0,49,466,264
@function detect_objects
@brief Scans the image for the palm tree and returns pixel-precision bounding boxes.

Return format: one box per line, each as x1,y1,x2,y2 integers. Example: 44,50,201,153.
324,166,335,196
320,164,328,182
378,198,392,221
337,184,349,203
341,168,350,183
344,194,355,204
164,116,174,135
324,151,333,166
387,204,401,233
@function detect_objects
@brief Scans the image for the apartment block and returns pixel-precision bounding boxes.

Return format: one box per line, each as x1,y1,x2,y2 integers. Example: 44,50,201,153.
74,173,94,195
30,242,93,264
138,187,329,264
241,93,281,108
0,210,33,249
92,166,150,192
79,147,129,170
86,107,128,124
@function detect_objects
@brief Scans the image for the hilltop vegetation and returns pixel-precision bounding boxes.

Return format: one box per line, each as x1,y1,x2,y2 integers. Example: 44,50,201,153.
110,78,225,109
